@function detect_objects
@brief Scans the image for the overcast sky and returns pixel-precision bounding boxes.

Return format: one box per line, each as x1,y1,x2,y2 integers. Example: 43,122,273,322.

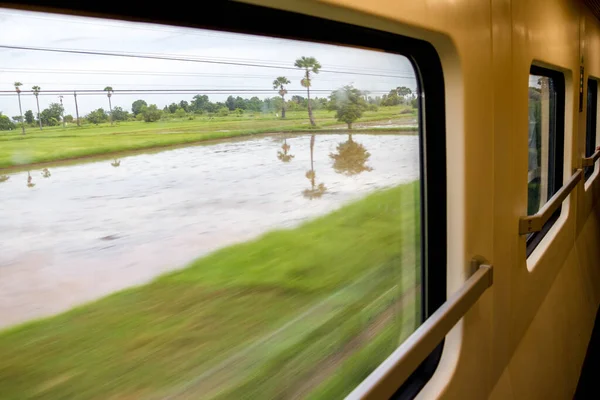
0,8,417,118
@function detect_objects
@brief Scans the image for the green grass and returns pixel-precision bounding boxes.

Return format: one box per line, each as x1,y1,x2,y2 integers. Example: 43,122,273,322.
0,107,416,169
0,182,421,400
307,305,417,400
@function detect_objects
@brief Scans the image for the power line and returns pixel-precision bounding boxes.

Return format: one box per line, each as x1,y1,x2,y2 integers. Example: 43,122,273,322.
0,45,409,79
46,48,407,76
0,67,416,80
0,81,407,89
0,10,296,46
0,90,393,97
0,90,388,97
1,83,290,88
0,87,397,92
0,88,357,93
0,10,410,75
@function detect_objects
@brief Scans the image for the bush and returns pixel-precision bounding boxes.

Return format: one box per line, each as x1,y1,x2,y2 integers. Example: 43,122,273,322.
0,114,15,131
218,107,229,117
174,108,186,118
328,85,368,129
40,103,64,126
400,108,413,114
86,108,108,125
132,99,148,116
112,107,130,121
142,104,162,122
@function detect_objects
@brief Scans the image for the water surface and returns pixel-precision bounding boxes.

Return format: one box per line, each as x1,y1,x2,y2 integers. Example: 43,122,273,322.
0,133,418,328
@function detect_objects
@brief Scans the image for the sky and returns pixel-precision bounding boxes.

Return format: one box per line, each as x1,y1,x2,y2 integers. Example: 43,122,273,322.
0,8,417,118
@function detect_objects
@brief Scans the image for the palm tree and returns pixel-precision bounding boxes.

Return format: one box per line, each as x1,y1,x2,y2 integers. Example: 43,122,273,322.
111,159,121,167
294,57,321,126
104,86,114,125
0,175,9,183
32,86,42,130
27,171,35,188
277,139,294,162
303,134,327,199
41,168,51,178
272,76,291,119
14,82,25,135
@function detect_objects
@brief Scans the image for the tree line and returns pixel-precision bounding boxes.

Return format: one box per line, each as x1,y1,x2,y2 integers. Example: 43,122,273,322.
1,56,416,132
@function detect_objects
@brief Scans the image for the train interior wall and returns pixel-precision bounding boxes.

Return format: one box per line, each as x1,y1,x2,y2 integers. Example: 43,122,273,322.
2,0,600,398
246,0,600,398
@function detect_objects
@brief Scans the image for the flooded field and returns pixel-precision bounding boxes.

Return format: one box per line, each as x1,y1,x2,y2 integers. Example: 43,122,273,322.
0,132,418,328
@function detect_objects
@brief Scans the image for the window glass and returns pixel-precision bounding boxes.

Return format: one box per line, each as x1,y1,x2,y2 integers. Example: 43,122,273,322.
585,78,598,180
0,8,429,399
527,67,564,254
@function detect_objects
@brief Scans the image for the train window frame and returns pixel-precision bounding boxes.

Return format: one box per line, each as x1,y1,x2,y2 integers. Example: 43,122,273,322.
2,2,448,398
526,65,565,257
585,77,598,181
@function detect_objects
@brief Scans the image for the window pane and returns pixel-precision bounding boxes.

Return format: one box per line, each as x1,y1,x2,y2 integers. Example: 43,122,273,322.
526,68,564,254
585,79,598,180
0,9,424,399
528,74,556,215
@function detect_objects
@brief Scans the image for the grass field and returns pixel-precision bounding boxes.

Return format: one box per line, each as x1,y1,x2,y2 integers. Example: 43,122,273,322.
0,106,416,169
0,182,421,400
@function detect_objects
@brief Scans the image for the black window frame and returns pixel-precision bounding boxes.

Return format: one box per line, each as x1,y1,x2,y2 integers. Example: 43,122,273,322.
526,65,565,257
3,1,448,398
585,78,598,180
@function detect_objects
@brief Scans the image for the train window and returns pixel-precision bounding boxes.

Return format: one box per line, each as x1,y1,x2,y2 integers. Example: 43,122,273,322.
0,4,447,399
585,78,598,180
526,66,565,255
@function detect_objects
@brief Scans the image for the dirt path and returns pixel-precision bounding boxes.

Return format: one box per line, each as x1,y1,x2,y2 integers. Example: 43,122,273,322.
165,283,418,400
287,285,419,400
162,269,389,399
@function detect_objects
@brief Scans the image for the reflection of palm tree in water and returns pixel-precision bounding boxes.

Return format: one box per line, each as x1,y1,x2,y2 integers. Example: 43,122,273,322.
27,172,35,188
329,133,373,176
0,175,9,183
303,134,327,199
111,159,121,167
277,138,295,163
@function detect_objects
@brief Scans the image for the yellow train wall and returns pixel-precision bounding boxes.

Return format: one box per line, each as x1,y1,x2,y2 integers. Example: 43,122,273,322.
244,0,600,398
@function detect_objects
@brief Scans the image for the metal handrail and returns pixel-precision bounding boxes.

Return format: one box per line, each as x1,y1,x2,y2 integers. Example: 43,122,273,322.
345,264,493,400
518,169,582,235
582,149,600,167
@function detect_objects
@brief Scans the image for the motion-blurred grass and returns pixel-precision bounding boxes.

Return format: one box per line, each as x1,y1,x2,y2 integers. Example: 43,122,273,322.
0,107,416,169
0,182,420,400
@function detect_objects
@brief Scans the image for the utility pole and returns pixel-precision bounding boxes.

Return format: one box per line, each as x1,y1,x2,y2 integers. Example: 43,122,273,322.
14,83,25,135
104,87,114,126
58,95,65,128
74,91,80,127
